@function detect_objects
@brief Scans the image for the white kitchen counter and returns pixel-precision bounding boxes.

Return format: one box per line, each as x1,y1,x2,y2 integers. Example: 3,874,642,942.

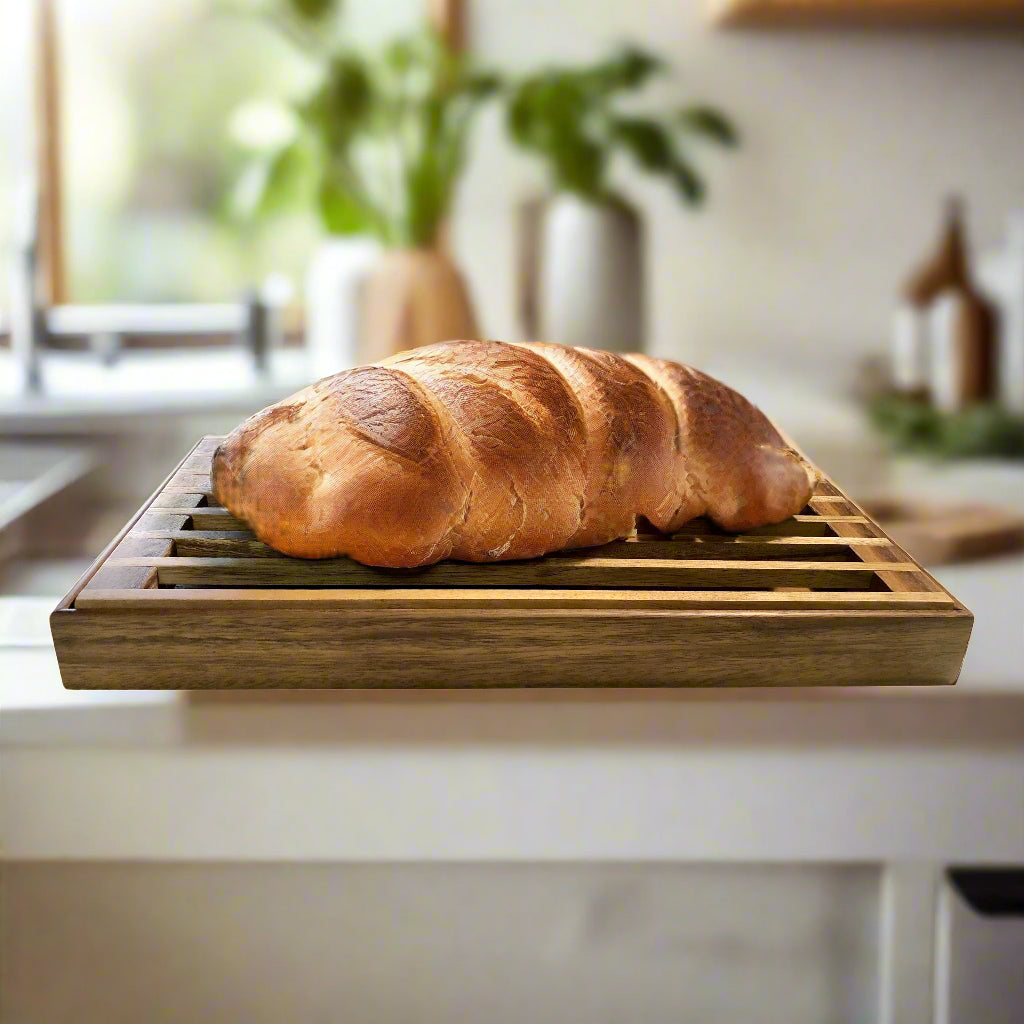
2,549,1022,865
0,348,315,434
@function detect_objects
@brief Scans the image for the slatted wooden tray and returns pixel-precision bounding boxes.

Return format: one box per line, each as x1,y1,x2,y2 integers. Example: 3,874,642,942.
51,436,973,689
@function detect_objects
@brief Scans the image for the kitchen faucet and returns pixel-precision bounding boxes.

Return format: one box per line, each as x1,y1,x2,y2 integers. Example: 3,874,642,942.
8,173,282,393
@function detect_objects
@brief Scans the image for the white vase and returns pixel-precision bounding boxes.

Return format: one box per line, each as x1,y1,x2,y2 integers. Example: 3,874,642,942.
304,236,381,378
536,194,644,353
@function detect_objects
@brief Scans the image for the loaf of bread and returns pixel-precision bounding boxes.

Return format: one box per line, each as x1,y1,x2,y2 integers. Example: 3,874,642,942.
212,340,817,566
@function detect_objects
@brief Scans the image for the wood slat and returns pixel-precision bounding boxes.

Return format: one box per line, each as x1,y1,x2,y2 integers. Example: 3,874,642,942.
86,539,167,591
53,442,209,609
152,507,245,529
149,493,207,511
182,453,217,474
104,555,918,591
151,530,887,562
85,509,201,590
811,491,946,595
163,472,212,494
169,533,279,559
813,479,845,497
75,587,955,612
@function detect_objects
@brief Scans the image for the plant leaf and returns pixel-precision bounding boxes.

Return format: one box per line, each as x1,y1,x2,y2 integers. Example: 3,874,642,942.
227,25,500,245
670,157,705,205
261,138,316,211
583,44,664,93
867,394,1024,458
318,178,372,235
231,137,316,220
301,53,372,150
553,132,606,200
677,105,739,147
461,70,502,99
282,0,337,21
612,117,674,171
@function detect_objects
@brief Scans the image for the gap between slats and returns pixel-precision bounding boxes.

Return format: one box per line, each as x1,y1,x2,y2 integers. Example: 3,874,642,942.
811,492,945,594
146,507,873,538
103,555,918,591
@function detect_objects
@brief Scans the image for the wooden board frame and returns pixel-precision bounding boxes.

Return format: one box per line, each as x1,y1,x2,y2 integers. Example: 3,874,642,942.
50,437,973,689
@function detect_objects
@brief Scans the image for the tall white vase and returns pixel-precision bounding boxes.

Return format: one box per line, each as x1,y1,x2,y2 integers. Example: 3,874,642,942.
304,236,381,379
536,194,644,353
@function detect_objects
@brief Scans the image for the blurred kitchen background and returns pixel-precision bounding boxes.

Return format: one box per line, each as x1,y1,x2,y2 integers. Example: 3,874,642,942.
2,2,1024,1023
2,0,1024,569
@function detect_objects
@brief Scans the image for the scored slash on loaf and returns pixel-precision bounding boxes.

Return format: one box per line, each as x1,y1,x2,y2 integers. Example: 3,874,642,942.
211,340,819,568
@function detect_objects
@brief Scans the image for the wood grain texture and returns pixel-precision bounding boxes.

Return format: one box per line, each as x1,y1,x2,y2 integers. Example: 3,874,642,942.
51,441,207,610
706,0,1024,27
49,436,974,690
52,606,971,689
812,482,949,596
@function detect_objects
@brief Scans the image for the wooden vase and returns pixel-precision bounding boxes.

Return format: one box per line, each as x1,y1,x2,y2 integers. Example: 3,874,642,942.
359,247,479,362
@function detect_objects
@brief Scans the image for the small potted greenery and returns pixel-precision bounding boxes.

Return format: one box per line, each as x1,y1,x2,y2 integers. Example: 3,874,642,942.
229,0,499,368
506,45,737,353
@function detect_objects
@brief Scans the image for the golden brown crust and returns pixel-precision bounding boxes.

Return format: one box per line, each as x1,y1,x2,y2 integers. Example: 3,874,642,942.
212,340,817,566
518,342,682,547
627,355,816,532
384,341,587,560
213,366,468,564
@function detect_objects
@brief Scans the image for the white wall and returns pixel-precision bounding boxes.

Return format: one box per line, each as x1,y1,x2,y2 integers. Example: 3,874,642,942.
452,3,1024,380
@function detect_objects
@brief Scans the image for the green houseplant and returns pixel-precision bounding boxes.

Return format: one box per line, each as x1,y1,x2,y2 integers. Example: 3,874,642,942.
505,45,737,352
228,0,500,365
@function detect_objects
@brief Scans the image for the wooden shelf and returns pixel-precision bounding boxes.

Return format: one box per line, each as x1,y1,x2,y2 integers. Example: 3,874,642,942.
49,436,973,689
706,0,1024,27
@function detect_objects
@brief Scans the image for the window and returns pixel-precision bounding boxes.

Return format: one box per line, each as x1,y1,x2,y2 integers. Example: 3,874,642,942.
61,0,321,303
0,0,427,316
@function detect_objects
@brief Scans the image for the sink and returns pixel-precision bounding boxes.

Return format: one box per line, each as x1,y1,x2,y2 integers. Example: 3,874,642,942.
0,443,97,562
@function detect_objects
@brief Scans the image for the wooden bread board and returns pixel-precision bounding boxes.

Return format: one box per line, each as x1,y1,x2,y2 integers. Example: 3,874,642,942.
50,437,973,689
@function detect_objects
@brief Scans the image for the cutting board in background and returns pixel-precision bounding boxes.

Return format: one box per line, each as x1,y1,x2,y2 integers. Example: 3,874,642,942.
866,499,1024,566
